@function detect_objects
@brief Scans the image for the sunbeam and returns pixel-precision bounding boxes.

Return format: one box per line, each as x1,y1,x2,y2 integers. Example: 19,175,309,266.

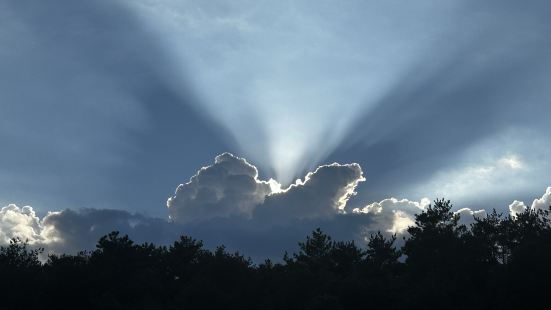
125,0,464,183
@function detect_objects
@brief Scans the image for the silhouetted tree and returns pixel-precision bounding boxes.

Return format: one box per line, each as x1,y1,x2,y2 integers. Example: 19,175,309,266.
0,238,43,308
366,232,400,271
403,199,470,308
0,201,550,310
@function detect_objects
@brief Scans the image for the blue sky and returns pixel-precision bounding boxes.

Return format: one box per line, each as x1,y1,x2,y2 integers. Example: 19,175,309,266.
1,0,550,257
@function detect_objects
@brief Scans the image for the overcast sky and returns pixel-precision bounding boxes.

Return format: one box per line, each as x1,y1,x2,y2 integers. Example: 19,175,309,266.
1,0,550,258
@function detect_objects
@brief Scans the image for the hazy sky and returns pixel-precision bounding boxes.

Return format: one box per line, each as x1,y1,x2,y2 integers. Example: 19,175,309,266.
1,0,550,257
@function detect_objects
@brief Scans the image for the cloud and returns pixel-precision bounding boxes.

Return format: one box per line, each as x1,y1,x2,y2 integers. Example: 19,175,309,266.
1,153,549,262
254,163,365,223
531,187,551,211
508,186,551,217
353,198,430,234
3,1,551,218
508,200,527,217
404,128,551,210
168,153,365,224
0,205,183,256
0,204,46,244
353,197,487,232
41,208,183,253
455,208,487,226
167,153,276,223
1,154,369,259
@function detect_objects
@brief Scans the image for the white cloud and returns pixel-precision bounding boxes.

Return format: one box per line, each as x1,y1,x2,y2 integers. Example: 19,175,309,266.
353,197,430,234
168,152,365,224
508,200,527,217
353,198,486,233
167,153,274,223
1,150,549,261
388,211,416,235
531,186,551,211
353,197,430,215
507,186,551,217
254,163,365,223
0,204,45,244
0,153,367,257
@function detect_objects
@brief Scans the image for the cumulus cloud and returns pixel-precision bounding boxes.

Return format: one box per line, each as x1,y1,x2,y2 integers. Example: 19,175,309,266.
167,153,365,224
0,204,46,244
254,163,365,223
2,153,549,261
531,187,551,211
167,153,276,223
508,200,527,217
1,154,370,258
353,198,430,234
508,186,551,217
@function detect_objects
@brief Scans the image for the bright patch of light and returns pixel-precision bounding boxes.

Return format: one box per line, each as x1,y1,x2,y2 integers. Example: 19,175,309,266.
388,210,415,234
267,178,283,194
125,0,460,184
499,155,523,170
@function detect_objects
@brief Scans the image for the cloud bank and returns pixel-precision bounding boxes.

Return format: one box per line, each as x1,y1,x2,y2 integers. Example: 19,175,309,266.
4,153,531,261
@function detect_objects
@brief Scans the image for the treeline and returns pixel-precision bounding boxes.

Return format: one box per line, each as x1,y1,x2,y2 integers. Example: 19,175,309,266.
1,199,551,309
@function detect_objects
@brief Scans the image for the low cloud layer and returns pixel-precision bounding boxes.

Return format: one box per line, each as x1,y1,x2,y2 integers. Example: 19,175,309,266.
0,205,182,254
1,154,549,261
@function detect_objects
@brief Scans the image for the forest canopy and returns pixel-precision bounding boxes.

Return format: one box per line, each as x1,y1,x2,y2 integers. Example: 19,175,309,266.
1,199,550,309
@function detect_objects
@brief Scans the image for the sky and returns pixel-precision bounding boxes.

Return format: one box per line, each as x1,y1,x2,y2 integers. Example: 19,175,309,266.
1,0,550,259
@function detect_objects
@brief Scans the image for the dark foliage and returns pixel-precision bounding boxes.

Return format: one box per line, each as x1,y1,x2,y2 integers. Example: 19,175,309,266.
1,200,550,309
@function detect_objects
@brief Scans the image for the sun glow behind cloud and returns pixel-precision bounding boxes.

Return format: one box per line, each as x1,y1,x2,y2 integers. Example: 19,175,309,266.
125,0,463,184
